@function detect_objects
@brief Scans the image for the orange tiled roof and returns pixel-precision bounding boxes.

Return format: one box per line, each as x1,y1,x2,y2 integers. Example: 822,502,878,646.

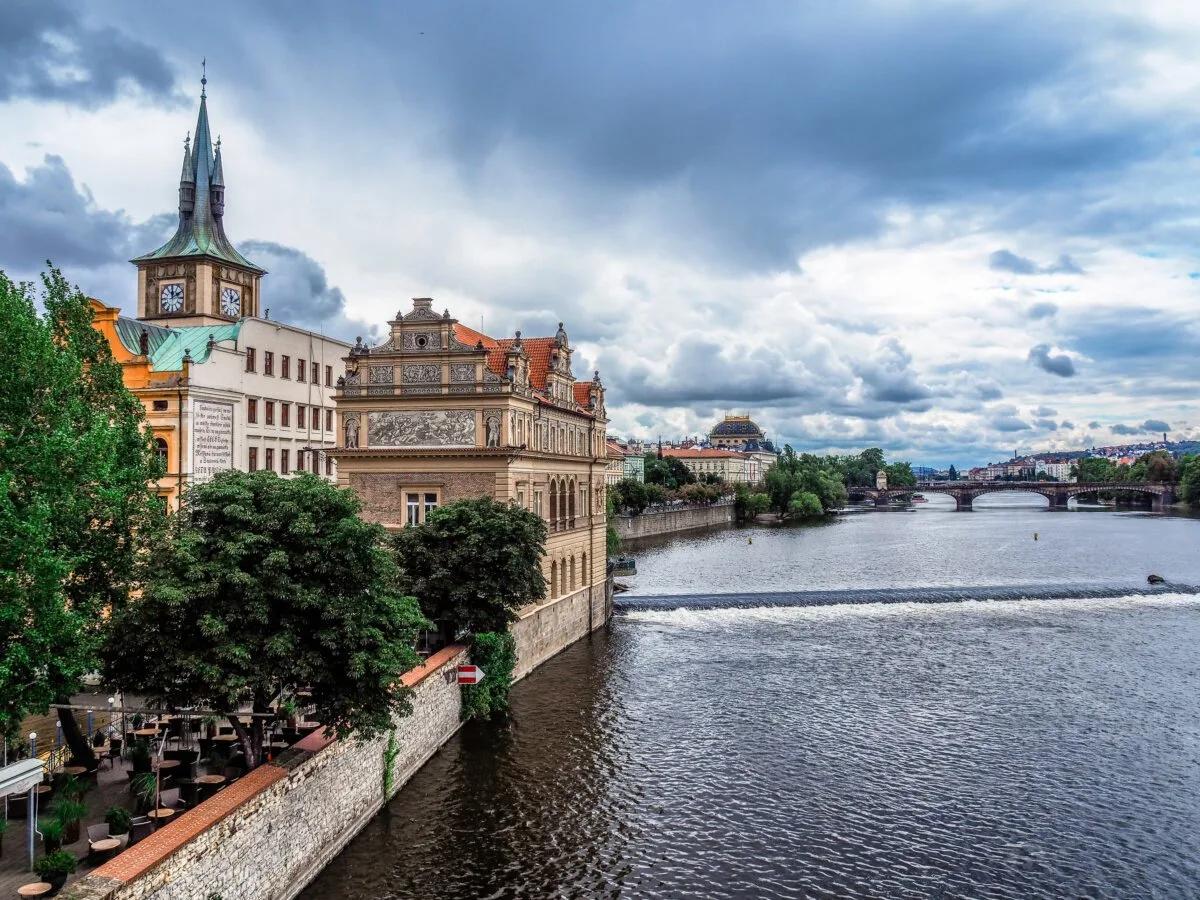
452,323,498,349
573,382,592,407
661,447,744,459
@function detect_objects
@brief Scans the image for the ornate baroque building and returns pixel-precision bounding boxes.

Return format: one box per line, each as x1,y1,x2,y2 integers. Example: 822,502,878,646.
331,298,608,604
91,79,347,508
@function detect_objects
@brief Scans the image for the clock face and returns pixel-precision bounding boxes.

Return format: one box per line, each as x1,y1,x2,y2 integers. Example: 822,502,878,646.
220,287,241,317
159,283,184,313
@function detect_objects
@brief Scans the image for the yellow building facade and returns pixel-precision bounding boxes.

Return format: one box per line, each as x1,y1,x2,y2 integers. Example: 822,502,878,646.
331,298,609,604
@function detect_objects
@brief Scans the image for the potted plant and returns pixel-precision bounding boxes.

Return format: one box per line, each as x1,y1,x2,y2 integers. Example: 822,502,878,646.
40,817,65,854
131,773,158,814
54,798,87,844
105,807,132,847
279,699,299,728
129,740,152,774
131,713,144,731
34,848,78,892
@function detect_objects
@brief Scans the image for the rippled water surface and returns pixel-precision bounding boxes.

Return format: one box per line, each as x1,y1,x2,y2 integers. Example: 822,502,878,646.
303,501,1200,899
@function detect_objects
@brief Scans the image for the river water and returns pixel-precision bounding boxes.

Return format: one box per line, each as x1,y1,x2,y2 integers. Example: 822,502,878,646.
303,496,1200,899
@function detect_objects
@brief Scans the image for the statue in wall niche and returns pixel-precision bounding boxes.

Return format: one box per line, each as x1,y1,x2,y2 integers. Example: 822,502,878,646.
345,416,360,449
486,415,501,447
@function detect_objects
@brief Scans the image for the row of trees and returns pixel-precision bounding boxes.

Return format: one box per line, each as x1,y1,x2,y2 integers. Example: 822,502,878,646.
2,268,547,765
762,447,915,519
608,477,726,515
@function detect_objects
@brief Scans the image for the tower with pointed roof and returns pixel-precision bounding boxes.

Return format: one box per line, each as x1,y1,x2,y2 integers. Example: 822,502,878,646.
132,71,265,327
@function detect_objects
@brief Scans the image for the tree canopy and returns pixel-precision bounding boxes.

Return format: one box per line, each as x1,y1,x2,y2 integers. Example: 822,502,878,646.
763,446,849,515
393,497,547,638
105,471,426,765
643,453,696,489
1178,454,1200,505
0,268,164,756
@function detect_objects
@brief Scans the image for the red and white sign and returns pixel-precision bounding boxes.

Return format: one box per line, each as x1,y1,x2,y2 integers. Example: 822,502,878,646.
456,665,486,685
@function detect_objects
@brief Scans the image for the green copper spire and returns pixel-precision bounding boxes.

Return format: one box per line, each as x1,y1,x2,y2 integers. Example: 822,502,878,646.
132,70,265,274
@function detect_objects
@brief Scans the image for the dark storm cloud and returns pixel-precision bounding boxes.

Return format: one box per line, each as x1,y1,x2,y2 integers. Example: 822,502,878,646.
239,240,375,341
1088,421,1102,429
0,1,176,107
1032,406,1058,418
1065,310,1199,375
990,414,1032,433
1111,423,1140,435
1027,344,1076,377
1142,419,1170,433
0,155,172,271
1034,418,1058,431
1028,302,1059,319
269,1,1168,270
1060,420,1075,429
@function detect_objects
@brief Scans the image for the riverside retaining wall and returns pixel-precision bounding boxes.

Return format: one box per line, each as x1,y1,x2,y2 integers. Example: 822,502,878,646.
614,500,735,541
61,587,609,900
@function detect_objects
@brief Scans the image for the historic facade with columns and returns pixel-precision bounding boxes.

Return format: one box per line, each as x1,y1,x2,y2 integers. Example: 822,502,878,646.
331,298,609,603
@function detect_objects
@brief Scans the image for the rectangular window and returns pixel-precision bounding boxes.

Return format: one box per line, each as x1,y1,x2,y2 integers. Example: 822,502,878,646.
152,399,168,411
264,351,274,376
297,358,306,382
281,403,290,427
406,493,421,527
265,401,275,426
247,398,258,424
297,405,306,429
534,490,543,519
424,492,438,517
325,456,333,476
311,362,319,384
281,449,290,475
245,347,256,372
281,355,290,379
325,364,332,386
248,447,258,471
325,409,333,431
265,448,275,471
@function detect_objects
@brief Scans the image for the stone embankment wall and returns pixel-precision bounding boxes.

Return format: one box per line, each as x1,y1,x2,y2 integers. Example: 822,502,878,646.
614,500,735,541
62,586,609,900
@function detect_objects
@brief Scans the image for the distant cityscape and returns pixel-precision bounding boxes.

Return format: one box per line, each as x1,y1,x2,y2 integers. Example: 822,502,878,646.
606,414,1200,485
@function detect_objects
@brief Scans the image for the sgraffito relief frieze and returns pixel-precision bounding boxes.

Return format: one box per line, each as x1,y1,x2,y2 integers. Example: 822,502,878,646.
368,366,394,384
368,410,475,447
402,364,441,384
450,363,475,383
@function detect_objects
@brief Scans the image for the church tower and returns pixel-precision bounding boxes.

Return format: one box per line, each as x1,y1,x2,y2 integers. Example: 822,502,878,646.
132,71,265,326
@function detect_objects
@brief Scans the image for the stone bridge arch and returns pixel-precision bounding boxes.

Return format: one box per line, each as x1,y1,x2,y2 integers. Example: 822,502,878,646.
861,481,1175,511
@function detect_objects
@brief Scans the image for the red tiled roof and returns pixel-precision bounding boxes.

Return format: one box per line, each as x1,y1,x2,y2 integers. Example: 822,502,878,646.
661,447,744,459
452,323,498,349
573,382,593,407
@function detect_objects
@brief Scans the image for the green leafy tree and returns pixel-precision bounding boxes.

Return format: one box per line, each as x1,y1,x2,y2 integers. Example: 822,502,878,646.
763,446,848,515
105,471,426,766
1072,457,1117,483
884,461,917,487
1130,451,1177,483
733,483,771,520
609,478,650,515
1178,454,1200,505
394,497,547,638
947,464,959,481
643,453,696,489
0,268,164,760
788,491,824,519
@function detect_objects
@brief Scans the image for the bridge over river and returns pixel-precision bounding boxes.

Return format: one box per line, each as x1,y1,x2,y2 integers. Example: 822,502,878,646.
859,480,1177,511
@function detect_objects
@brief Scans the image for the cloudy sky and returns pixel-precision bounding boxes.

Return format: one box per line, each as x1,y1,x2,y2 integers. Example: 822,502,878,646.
3,1,1198,466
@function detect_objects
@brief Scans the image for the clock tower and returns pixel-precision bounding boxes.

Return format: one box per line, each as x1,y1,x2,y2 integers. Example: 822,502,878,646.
132,73,265,326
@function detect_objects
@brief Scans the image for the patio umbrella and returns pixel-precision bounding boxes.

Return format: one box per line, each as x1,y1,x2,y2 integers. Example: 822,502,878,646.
0,757,46,870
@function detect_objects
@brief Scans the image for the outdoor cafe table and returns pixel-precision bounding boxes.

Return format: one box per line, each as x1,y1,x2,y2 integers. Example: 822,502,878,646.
154,760,181,772
147,808,175,825
91,837,121,861
62,765,88,778
133,728,158,738
212,734,239,745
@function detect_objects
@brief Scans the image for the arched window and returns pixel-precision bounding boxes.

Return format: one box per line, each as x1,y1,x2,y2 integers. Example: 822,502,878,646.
568,555,576,591
550,560,558,598
155,437,168,468
559,481,568,525
568,478,576,527
582,551,588,586
549,480,559,530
